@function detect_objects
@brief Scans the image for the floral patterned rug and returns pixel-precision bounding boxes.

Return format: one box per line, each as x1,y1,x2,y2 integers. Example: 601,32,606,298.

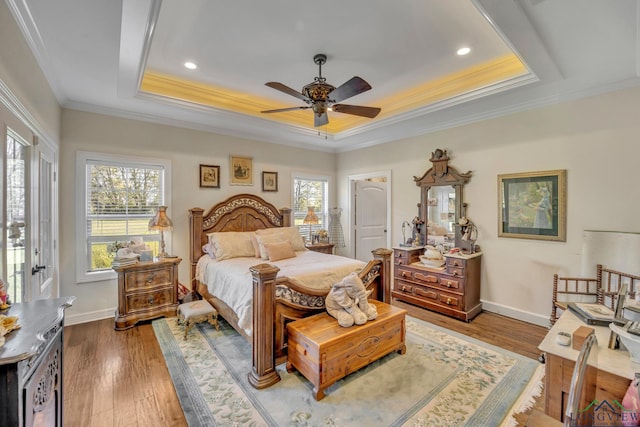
153,315,541,427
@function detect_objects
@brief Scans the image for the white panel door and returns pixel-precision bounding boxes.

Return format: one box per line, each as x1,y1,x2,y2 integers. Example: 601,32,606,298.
354,180,387,261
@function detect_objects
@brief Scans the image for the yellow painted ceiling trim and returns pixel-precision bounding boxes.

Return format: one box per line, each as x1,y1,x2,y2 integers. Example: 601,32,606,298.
140,53,527,134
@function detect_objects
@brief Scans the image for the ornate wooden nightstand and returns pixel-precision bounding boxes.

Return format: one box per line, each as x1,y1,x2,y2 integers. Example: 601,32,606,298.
113,257,181,330
305,243,335,254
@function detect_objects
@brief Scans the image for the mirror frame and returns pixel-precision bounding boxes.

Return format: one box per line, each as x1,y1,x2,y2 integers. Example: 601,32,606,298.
413,149,472,248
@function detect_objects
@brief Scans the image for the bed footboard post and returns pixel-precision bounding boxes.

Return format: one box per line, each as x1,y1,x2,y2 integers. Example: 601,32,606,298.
189,208,205,291
372,248,393,303
248,263,281,389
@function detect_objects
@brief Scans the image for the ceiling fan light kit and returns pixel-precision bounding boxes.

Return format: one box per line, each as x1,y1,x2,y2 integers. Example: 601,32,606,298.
262,53,381,127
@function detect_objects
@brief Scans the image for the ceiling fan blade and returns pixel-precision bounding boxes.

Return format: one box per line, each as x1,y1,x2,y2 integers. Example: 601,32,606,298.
265,82,309,102
261,106,310,114
314,112,329,127
328,76,372,103
331,104,381,118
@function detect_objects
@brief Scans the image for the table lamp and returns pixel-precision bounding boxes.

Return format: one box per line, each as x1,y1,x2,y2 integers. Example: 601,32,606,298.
303,207,319,244
148,206,173,258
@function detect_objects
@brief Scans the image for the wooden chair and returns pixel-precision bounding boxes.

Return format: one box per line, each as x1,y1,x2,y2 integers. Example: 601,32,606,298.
551,264,640,325
551,274,600,325
597,264,640,312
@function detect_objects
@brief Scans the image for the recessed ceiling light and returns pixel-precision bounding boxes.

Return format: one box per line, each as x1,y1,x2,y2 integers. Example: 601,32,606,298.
184,62,197,70
457,47,471,56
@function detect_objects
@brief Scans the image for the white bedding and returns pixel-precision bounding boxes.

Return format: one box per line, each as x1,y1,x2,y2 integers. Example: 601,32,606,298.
196,251,366,336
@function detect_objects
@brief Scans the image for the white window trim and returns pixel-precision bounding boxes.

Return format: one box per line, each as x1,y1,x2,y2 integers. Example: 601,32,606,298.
75,151,172,283
291,172,330,236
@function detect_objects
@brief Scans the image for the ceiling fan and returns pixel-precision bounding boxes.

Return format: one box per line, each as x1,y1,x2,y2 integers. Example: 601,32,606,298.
261,54,381,127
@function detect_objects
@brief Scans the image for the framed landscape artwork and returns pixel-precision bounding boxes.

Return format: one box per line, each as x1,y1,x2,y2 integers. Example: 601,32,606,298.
230,156,253,186
498,169,566,241
199,164,220,188
262,171,278,192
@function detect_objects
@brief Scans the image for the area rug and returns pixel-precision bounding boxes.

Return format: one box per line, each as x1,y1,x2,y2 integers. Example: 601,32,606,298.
153,316,542,427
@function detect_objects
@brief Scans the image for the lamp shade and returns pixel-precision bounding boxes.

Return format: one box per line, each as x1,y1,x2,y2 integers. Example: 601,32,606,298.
303,208,319,225
148,206,173,230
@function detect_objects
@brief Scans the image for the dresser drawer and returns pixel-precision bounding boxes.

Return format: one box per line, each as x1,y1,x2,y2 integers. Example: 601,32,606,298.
446,257,466,269
447,266,465,277
125,267,172,291
126,288,174,313
395,281,414,294
439,277,460,290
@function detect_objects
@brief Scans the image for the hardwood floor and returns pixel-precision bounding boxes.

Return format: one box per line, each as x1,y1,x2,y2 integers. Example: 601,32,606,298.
63,303,548,427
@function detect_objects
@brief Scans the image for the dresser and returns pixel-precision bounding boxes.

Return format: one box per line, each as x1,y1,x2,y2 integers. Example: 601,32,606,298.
0,297,74,427
391,247,482,321
114,257,181,330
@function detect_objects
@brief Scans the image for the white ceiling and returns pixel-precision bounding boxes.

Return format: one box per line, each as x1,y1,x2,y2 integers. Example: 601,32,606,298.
6,0,640,152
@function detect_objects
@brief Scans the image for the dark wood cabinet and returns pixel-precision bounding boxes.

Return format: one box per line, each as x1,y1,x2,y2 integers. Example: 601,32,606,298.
0,297,74,427
392,247,482,321
114,258,181,330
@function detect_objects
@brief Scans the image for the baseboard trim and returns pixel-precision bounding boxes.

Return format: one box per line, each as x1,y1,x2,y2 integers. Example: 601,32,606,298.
65,308,115,326
481,300,550,328
64,301,551,329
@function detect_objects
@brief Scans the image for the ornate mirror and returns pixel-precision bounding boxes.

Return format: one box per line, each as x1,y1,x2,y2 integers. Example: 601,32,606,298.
413,149,472,250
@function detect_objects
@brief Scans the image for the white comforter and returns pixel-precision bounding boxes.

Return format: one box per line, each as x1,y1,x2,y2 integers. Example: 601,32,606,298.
196,251,365,336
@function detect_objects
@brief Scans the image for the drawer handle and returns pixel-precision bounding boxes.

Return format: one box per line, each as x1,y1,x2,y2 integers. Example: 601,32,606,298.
402,271,409,278
395,253,402,257
147,296,154,305
453,261,461,267
452,271,459,277
446,281,452,288
402,285,410,292
446,298,452,305
146,273,155,284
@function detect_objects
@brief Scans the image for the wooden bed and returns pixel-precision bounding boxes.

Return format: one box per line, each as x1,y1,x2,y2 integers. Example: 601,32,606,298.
189,194,392,389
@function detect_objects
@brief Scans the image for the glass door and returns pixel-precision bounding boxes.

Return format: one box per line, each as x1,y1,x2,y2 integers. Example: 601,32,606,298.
6,131,28,304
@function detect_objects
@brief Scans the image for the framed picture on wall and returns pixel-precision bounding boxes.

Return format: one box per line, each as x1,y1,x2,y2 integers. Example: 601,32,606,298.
498,169,566,241
199,164,220,188
230,156,253,185
262,171,278,192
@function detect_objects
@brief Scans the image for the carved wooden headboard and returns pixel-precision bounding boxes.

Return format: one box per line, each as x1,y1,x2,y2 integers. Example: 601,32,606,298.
188,193,292,282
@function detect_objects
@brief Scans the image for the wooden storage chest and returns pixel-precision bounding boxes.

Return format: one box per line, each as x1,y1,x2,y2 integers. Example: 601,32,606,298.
286,300,406,400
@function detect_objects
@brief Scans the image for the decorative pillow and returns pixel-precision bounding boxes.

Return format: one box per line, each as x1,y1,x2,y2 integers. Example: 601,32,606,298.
263,240,296,262
202,243,216,259
255,233,289,260
255,227,307,251
208,232,256,260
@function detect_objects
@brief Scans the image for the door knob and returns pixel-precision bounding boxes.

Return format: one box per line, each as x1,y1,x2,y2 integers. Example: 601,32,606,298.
31,264,46,275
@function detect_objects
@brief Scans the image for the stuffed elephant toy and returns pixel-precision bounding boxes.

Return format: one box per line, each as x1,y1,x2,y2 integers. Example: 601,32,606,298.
325,272,378,327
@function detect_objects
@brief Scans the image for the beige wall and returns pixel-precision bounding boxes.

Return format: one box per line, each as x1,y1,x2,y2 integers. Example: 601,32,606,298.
0,1,61,142
337,85,640,325
60,109,336,320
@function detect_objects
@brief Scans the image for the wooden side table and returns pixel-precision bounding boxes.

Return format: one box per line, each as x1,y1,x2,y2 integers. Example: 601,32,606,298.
306,243,335,254
113,257,181,330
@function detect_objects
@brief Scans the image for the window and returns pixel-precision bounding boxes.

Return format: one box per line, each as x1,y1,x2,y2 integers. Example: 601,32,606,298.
5,131,28,303
76,152,171,282
292,175,328,242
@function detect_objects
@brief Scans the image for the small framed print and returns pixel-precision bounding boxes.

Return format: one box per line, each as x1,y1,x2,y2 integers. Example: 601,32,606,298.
199,164,220,188
262,171,278,192
230,156,253,186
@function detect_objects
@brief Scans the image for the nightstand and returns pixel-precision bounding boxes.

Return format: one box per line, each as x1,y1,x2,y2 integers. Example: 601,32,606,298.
305,243,335,254
113,257,181,330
